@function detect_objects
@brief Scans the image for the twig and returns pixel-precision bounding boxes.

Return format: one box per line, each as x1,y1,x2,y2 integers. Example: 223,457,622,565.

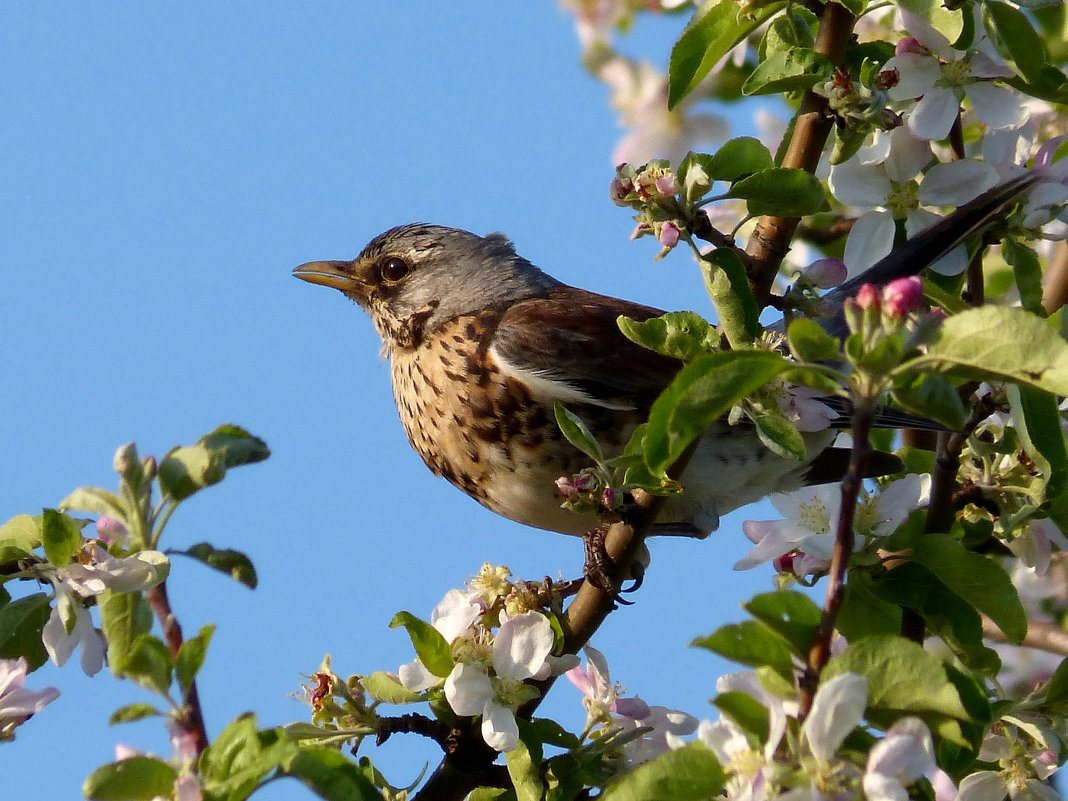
798,402,873,721
145,582,209,756
1042,240,1068,316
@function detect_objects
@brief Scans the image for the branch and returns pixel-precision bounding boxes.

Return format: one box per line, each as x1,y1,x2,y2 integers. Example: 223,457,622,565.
982,617,1068,656
744,1,856,305
144,582,209,756
798,401,873,720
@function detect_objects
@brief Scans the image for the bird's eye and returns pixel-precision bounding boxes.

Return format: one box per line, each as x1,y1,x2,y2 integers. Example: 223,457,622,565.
380,257,410,284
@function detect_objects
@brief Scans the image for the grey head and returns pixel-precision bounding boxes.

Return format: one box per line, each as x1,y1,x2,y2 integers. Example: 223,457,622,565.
294,223,564,350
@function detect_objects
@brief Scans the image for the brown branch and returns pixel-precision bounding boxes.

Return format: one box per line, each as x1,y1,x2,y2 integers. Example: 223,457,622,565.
1042,240,1068,316
145,582,209,756
744,1,857,305
799,402,873,721
982,617,1068,656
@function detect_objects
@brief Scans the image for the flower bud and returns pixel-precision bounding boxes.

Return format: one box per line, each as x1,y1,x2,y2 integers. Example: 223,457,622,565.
95,514,129,547
609,176,633,206
882,276,924,320
802,258,847,289
654,174,677,197
658,221,680,248
895,36,925,55
555,476,578,501
854,283,881,312
601,487,617,509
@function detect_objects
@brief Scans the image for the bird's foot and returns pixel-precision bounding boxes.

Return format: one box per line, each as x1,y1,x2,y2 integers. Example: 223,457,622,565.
581,523,639,605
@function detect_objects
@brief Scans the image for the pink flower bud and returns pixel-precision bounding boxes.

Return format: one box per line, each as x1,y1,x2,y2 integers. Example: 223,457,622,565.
895,36,924,55
96,514,129,546
601,487,617,509
882,276,924,319
654,174,677,197
803,258,847,289
854,283,881,312
555,476,578,500
658,222,680,248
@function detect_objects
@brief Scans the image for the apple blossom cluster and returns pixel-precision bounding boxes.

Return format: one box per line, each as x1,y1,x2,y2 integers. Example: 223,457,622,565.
0,656,58,741
297,564,578,754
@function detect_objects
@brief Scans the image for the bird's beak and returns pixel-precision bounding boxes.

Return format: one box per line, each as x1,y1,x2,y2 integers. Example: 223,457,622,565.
293,260,368,293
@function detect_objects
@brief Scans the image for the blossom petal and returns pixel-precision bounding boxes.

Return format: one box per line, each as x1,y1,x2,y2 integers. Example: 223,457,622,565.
885,53,941,99
958,771,1007,801
919,161,998,206
844,210,895,276
829,161,891,207
969,82,1028,130
804,672,867,763
444,662,493,717
907,89,960,142
481,700,520,752
884,128,932,183
431,588,481,643
398,660,438,693
493,611,553,681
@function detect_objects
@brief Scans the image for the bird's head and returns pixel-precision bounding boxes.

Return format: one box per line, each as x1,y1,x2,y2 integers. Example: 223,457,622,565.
294,224,562,352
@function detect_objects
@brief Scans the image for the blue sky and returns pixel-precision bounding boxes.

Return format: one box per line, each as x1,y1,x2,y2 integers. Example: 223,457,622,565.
1,5,783,797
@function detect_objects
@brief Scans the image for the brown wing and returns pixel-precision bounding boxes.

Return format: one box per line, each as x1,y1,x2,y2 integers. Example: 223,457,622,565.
490,287,682,411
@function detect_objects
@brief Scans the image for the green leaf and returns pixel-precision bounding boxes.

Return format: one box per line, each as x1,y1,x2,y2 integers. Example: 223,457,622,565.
1010,384,1068,500
753,414,806,461
177,542,258,589
692,621,795,680
983,1,1050,85
389,611,454,678
99,590,153,676
109,703,163,725
83,756,177,801
909,534,1027,643
41,508,82,567
0,514,41,564
1003,238,1046,315
744,590,822,657
176,624,215,698
59,486,126,519
1045,656,1068,709
713,691,770,742
118,635,174,696
506,728,545,801
201,717,300,801
727,169,826,217
837,572,902,641
158,425,269,502
742,48,833,95
668,0,786,108
787,318,840,362
645,350,791,475
602,742,724,801
696,137,774,183
361,670,425,704
897,0,964,43
873,562,983,646
283,747,384,801
0,592,51,668
617,311,718,361
891,373,967,430
553,403,604,463
903,306,1068,395
825,636,972,724
700,248,760,348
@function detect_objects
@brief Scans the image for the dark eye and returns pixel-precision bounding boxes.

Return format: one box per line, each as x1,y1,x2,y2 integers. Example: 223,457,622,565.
380,256,410,283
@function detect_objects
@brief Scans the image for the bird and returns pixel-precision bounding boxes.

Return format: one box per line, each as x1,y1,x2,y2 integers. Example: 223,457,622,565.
295,227,857,542
292,174,1039,557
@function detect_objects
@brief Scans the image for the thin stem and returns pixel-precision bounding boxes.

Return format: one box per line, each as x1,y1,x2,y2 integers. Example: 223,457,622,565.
798,401,874,721
145,581,209,757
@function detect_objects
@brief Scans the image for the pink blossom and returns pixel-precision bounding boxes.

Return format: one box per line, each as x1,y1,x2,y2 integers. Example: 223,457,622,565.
882,276,924,319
